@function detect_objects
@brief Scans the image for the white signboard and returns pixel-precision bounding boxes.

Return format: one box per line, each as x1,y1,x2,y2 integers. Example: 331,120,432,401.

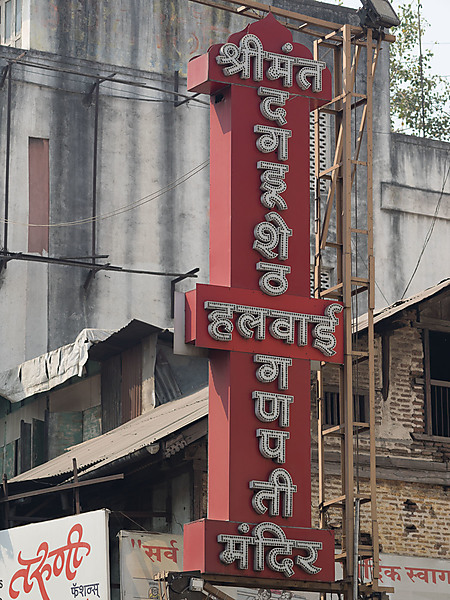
119,531,183,600
370,553,450,599
236,553,450,600
0,509,110,600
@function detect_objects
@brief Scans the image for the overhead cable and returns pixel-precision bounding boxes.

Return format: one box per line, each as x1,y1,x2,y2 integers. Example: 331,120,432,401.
401,153,450,299
0,159,209,228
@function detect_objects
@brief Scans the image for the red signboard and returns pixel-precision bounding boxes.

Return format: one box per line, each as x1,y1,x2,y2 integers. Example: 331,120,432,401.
185,284,343,362
182,14,339,582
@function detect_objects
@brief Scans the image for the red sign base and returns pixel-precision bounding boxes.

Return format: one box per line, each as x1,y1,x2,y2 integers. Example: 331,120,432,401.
183,519,335,582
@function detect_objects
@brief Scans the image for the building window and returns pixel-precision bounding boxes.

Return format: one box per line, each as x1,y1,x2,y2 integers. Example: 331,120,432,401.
424,330,450,437
323,389,369,427
310,266,331,298
1,0,22,46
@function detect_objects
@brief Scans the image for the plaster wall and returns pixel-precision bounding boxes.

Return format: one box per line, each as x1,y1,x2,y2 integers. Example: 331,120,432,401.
377,134,450,306
0,51,212,370
0,0,449,371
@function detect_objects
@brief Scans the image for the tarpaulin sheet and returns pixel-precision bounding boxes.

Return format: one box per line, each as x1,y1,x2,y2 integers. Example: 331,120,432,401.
0,329,114,403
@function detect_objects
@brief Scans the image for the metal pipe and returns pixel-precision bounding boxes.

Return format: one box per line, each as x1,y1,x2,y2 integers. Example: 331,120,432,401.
353,498,361,600
92,80,100,264
3,64,12,257
0,251,199,278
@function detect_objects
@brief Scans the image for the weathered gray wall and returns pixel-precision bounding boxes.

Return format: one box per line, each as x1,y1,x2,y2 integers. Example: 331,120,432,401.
376,134,450,305
29,0,244,75
0,0,449,372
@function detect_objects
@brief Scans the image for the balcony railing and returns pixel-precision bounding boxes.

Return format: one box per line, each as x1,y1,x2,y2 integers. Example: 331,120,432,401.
431,379,450,438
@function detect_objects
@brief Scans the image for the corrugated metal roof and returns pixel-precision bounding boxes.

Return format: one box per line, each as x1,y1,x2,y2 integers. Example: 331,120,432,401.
10,387,208,483
357,279,450,331
88,319,163,361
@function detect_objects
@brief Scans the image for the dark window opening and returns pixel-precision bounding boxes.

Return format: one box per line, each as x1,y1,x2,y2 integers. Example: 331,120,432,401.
155,350,182,406
427,331,450,437
429,331,450,382
323,390,369,426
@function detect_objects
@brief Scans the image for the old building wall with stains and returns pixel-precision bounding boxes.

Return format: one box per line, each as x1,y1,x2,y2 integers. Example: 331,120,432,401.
313,289,450,563
0,0,449,378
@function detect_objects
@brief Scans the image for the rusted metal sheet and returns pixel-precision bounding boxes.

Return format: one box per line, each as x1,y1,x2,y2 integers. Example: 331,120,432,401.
121,344,142,422
47,411,82,460
4,441,16,479
10,387,208,483
28,137,49,253
83,405,102,441
19,420,31,474
358,279,450,331
101,354,121,433
32,418,46,468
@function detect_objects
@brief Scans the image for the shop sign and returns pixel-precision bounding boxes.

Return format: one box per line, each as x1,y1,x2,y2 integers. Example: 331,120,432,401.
182,14,339,582
0,509,110,600
119,531,183,600
361,554,450,599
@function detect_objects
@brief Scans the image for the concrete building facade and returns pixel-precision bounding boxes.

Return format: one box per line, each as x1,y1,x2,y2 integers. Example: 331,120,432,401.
0,1,449,599
0,0,449,372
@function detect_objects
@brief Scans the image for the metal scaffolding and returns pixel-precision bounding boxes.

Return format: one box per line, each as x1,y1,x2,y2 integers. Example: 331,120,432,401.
184,1,395,598
313,23,387,600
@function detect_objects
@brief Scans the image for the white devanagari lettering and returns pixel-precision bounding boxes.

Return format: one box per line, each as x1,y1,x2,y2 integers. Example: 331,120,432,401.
254,212,292,261
256,261,291,296
256,428,290,463
235,305,269,340
215,34,326,93
254,354,292,390
250,467,297,517
258,86,290,125
204,301,235,342
257,161,289,210
252,391,294,427
254,125,291,161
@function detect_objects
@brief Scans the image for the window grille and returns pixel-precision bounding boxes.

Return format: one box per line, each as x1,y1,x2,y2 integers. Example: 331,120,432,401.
424,329,450,437
323,390,369,426
309,112,329,195
310,266,331,298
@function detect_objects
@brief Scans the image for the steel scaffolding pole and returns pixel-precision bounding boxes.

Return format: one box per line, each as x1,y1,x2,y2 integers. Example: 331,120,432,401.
185,2,394,597
314,24,385,600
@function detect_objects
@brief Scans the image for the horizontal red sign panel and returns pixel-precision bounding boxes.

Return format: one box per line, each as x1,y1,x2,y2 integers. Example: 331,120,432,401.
187,13,331,111
183,518,335,582
185,284,344,364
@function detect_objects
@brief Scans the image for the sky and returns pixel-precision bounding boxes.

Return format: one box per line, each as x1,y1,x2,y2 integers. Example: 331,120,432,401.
323,0,450,78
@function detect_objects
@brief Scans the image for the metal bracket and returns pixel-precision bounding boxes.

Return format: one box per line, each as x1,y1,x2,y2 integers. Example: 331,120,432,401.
0,64,10,89
173,70,200,107
83,263,110,290
83,73,117,106
171,267,200,318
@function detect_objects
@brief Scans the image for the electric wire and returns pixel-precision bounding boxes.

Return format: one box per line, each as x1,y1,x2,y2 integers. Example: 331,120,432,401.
400,152,450,300
0,159,210,228
2,61,412,135
0,55,211,106
12,65,209,107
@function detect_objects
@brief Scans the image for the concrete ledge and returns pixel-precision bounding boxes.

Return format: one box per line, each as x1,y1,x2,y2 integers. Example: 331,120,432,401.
381,182,450,220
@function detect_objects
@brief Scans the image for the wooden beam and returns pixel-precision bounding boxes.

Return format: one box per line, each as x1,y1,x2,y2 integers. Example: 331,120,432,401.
187,0,396,41
0,473,124,504
73,458,81,515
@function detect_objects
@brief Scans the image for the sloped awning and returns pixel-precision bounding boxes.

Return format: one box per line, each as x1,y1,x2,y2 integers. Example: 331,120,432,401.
9,387,208,484
357,278,450,332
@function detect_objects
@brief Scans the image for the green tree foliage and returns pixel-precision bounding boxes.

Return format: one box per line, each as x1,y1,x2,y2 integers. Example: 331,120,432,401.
390,2,450,141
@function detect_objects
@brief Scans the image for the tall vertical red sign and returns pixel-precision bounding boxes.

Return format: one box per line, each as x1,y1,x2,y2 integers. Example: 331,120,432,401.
182,15,340,582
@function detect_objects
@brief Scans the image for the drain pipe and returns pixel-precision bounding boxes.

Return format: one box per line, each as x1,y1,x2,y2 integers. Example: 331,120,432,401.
354,498,361,600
